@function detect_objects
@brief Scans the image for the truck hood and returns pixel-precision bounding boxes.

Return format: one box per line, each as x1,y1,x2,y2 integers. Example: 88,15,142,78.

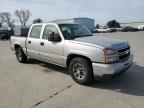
73,36,129,49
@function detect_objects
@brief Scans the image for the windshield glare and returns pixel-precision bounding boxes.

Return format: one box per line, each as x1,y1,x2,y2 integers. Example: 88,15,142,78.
59,24,93,40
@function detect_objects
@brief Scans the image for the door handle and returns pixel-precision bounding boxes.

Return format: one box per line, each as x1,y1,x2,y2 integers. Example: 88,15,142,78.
40,42,44,46
28,41,31,44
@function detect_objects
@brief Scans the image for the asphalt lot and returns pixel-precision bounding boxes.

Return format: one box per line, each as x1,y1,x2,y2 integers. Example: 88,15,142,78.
0,31,144,108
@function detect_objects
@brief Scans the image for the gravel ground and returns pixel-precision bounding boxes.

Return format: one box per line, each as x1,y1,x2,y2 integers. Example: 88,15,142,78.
0,31,144,108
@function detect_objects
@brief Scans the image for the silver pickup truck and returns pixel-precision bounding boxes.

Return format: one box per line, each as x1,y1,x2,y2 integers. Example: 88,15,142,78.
10,23,133,84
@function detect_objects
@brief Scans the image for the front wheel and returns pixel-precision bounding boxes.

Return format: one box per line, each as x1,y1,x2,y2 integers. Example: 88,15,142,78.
16,47,27,63
69,57,93,85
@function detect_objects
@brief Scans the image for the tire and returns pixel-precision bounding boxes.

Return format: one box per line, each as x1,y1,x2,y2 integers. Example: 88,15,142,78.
16,47,27,63
69,57,93,84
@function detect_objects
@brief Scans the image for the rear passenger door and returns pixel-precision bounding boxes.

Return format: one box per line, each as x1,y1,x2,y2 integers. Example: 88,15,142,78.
26,25,43,59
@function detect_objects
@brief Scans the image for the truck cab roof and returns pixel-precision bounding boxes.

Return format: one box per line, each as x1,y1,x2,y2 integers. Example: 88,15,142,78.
32,22,79,26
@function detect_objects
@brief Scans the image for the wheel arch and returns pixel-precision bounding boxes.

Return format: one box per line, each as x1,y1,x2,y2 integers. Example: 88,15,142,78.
14,44,22,51
66,54,92,68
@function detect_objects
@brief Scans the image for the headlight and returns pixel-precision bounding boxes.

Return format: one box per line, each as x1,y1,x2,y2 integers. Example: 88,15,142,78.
104,49,118,63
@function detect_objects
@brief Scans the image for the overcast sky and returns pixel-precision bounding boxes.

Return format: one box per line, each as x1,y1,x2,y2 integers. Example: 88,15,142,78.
0,0,144,25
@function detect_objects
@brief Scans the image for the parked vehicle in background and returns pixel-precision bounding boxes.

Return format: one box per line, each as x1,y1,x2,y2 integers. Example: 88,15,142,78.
0,33,10,40
94,27,116,33
94,27,108,33
138,25,144,31
107,28,117,32
11,23,133,84
0,30,14,40
122,27,138,32
94,27,110,33
115,28,123,32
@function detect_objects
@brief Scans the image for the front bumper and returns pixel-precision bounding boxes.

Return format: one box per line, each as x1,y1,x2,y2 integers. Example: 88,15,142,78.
92,54,134,79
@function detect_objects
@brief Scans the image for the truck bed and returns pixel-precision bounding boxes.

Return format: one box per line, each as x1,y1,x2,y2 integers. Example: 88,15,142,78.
10,36,27,52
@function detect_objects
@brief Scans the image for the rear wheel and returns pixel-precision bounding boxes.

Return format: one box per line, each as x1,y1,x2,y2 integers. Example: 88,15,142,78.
69,57,93,84
16,47,27,63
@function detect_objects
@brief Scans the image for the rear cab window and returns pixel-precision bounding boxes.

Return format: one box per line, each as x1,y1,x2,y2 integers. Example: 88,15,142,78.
29,25,43,39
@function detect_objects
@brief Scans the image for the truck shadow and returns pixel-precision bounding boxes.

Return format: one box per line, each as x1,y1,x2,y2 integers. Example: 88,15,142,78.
88,63,144,96
27,59,144,96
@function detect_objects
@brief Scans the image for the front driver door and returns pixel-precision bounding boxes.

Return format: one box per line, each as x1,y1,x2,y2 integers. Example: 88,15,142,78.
39,24,64,66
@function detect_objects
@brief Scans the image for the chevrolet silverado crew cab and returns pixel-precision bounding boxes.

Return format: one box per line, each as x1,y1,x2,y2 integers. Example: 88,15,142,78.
10,23,133,84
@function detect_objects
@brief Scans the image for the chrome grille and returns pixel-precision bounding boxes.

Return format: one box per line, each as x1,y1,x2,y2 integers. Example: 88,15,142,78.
117,47,130,61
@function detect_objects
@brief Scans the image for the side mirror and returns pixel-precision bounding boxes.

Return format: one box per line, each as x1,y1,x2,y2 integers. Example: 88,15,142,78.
48,32,55,41
48,32,61,42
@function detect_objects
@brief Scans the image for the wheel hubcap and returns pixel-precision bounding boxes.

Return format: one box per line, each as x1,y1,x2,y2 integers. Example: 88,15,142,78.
72,63,86,80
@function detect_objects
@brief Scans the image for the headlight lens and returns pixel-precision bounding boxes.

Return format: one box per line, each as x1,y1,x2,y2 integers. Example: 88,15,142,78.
104,49,118,63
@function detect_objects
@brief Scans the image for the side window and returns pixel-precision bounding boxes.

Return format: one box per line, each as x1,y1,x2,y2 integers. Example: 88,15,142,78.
29,25,42,39
43,25,60,40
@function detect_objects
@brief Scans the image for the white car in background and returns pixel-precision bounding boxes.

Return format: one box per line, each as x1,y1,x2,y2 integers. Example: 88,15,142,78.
94,27,112,33
94,27,107,33
138,25,144,31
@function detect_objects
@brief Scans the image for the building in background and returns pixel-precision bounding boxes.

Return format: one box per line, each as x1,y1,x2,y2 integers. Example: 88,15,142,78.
120,21,144,28
13,25,30,36
51,17,95,32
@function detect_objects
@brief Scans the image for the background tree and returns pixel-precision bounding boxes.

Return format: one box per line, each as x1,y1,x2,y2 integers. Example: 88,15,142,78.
1,12,15,30
107,20,121,28
95,24,100,29
0,13,5,28
15,9,31,26
33,18,43,24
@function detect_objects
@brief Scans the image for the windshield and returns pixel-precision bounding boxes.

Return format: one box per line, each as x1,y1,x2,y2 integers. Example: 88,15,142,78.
59,24,93,40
